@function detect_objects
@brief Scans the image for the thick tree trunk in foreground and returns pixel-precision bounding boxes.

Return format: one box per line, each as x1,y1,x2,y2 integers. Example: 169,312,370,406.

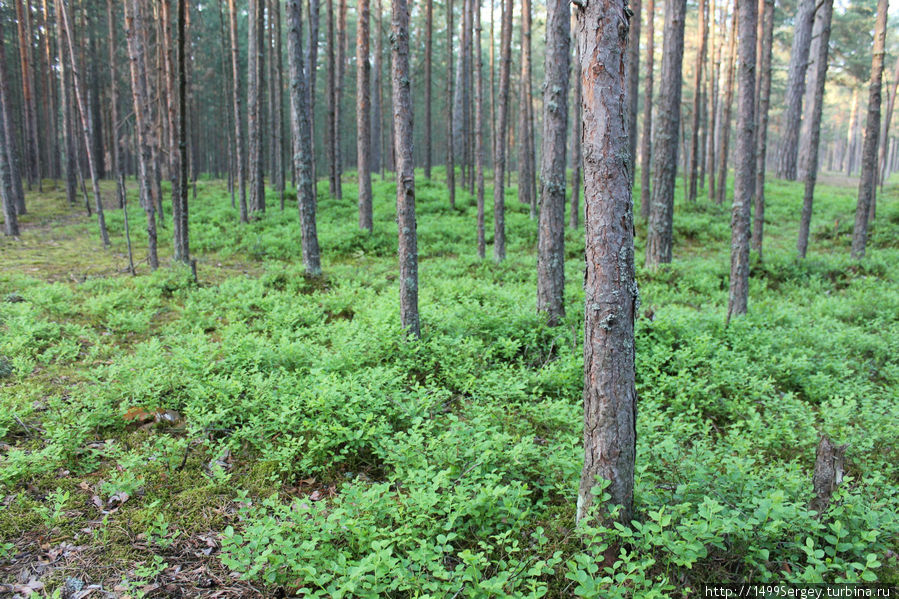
536,0,570,326
851,0,888,259
776,0,816,181
639,0,655,221
229,0,249,223
446,0,456,207
646,0,687,267
357,0,373,231
797,0,833,259
391,0,420,337
575,0,637,527
474,0,486,258
124,0,158,269
492,0,513,262
727,0,757,321
715,5,736,206
752,0,774,256
687,0,708,202
287,0,322,275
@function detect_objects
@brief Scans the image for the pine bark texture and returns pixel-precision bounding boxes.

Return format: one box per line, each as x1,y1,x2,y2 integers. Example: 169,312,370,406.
391,0,420,337
727,0,757,320
536,0,570,326
446,0,456,207
646,0,687,267
229,0,249,223
575,0,638,527
570,15,583,230
287,0,322,275
851,0,888,258
357,0,373,231
15,0,40,188
776,0,816,181
474,0,486,258
639,0,654,221
752,0,774,256
797,0,833,259
687,0,708,202
492,0,513,262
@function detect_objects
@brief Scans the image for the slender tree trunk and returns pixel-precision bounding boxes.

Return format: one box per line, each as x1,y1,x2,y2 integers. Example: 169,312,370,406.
357,0,373,231
776,0,816,181
627,0,641,188
41,0,59,184
327,0,337,196
391,0,420,337
161,0,183,258
335,0,347,199
845,89,859,175
727,0,757,320
537,0,570,326
492,0,512,261
60,0,110,248
371,0,381,176
446,0,456,206
0,18,19,236
0,14,25,215
474,0,486,258
424,0,433,179
878,55,899,189
248,0,265,214
177,0,190,263
517,0,535,217
217,2,236,208
107,0,122,184
229,0,248,223
307,0,320,186
687,0,707,202
639,0,655,221
272,0,285,210
797,0,833,259
851,0,888,258
124,0,158,269
645,0,687,267
15,0,40,190
575,0,637,527
706,0,720,202
798,0,827,180
287,0,322,275
715,3,736,206
752,0,774,256
570,12,582,230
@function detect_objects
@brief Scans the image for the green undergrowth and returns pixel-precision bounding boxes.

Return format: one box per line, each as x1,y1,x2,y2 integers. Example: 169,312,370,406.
1,168,897,596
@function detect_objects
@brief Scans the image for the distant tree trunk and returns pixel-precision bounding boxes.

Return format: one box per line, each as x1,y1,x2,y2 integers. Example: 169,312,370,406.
687,0,707,202
124,0,158,269
424,0,433,179
474,0,486,258
357,0,373,231
639,0,655,221
335,0,347,199
248,0,265,214
161,0,183,258
15,0,40,190
776,0,816,181
0,15,25,215
177,0,190,263
752,0,774,256
327,0,337,196
627,0,641,188
287,0,322,275
492,0,512,262
391,0,420,337
798,0,827,180
797,0,833,259
60,0,110,248
878,55,899,189
0,17,19,236
715,4,736,206
272,0,285,210
851,0,888,258
217,2,236,207
56,0,76,208
706,0,720,202
306,0,320,186
446,0,456,206
570,14,582,230
371,0,382,176
575,0,637,527
229,0,249,223
537,0,570,326
41,0,59,184
727,0,757,320
645,0,687,267
107,0,122,185
845,89,859,175
517,0,536,217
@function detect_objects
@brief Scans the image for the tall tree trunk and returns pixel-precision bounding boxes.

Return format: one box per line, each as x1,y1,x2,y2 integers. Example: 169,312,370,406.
106,0,122,185
517,0,535,217
446,0,456,206
715,3,736,206
56,0,76,208
248,0,265,214
287,0,322,275
878,55,899,189
775,0,816,181
424,0,433,179
218,1,236,208
327,0,337,195
627,0,641,188
797,0,827,180
0,13,25,215
357,0,373,231
797,0,833,259
851,0,888,258
161,0,183,258
474,0,486,258
727,0,757,320
177,0,190,263
536,0,570,326
60,0,110,248
570,11,582,230
41,0,59,183
229,0,249,223
272,0,285,210
752,0,774,256
645,0,687,267
687,0,707,202
306,0,320,186
639,0,655,221
575,0,637,527
123,0,158,269
334,0,347,199
492,0,512,261
371,0,381,176
845,89,859,175
0,17,19,236
15,0,40,190
706,0,720,202
391,0,419,337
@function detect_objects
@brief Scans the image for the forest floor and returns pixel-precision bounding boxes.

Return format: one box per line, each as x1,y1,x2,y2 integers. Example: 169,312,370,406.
1,171,898,598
